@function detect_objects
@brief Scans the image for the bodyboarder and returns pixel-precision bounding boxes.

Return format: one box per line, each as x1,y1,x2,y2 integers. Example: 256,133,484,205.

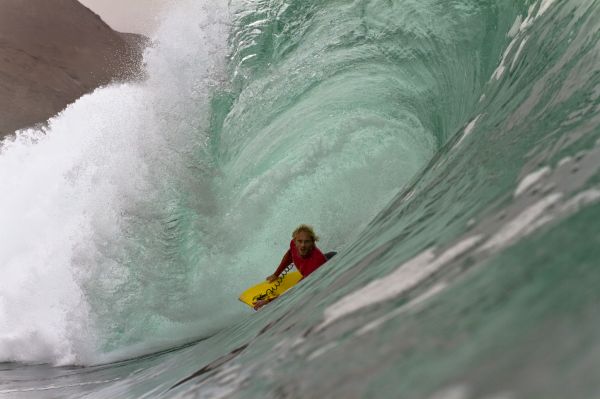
253,224,334,309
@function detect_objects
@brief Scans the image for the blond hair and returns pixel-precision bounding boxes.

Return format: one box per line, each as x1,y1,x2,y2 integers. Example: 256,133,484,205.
292,224,319,242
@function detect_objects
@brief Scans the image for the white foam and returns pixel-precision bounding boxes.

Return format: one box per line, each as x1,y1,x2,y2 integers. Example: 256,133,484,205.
560,189,600,214
537,0,558,18
356,282,447,336
510,37,528,71
319,235,482,330
455,115,482,148
307,342,339,361
482,193,563,251
493,0,552,81
558,156,572,167
492,39,518,80
514,166,551,197
519,5,537,32
508,16,523,38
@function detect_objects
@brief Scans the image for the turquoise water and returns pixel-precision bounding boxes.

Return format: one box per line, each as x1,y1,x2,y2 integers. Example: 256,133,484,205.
2,0,600,397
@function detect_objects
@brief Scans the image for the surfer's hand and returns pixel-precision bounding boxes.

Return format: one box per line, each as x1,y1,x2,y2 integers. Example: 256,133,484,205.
253,299,270,310
266,274,278,283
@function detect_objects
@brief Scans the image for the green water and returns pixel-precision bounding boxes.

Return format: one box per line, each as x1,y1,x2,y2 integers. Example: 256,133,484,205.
2,0,600,398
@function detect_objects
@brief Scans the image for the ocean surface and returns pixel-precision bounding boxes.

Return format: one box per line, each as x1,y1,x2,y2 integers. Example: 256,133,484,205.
1,0,600,397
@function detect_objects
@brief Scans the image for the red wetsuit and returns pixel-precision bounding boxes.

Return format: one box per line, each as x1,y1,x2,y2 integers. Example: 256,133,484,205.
273,239,327,278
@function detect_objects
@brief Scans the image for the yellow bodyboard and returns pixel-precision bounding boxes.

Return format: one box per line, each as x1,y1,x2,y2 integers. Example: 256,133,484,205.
239,271,303,308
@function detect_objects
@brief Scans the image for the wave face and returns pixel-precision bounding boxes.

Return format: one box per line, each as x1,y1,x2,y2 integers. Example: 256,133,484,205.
2,0,600,396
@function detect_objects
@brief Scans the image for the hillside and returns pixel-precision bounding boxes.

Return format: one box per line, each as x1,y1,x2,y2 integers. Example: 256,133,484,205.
0,0,147,138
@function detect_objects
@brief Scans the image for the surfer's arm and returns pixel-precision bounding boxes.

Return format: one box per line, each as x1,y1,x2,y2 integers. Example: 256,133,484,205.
267,249,292,282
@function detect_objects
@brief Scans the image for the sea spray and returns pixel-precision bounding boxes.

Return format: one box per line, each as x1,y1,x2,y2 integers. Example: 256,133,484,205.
0,1,230,365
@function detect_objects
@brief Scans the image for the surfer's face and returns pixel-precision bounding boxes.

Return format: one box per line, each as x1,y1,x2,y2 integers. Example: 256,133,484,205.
294,231,315,258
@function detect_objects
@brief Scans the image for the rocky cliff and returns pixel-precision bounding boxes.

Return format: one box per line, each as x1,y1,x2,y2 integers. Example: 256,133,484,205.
0,0,147,138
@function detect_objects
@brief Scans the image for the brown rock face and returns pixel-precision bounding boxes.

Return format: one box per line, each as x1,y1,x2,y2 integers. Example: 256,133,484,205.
0,0,147,138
